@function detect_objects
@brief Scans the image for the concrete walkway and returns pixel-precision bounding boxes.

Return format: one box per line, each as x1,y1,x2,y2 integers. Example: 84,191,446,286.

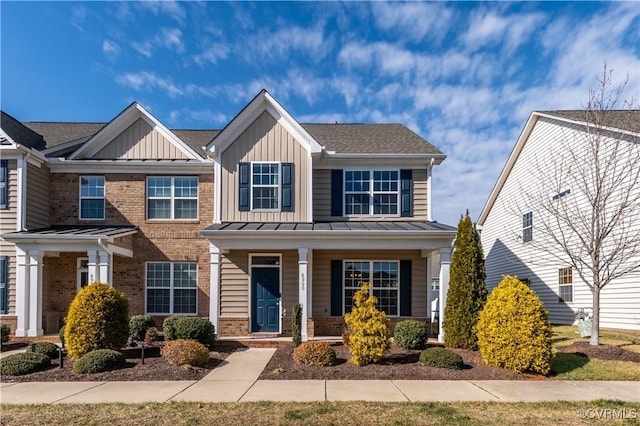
1,348,639,404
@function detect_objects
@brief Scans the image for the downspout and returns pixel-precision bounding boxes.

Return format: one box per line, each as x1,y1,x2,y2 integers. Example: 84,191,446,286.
426,158,434,222
16,154,27,231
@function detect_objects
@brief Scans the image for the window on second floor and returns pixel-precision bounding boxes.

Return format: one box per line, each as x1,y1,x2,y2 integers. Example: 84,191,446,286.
80,176,105,220
558,267,573,302
345,170,399,216
522,212,533,242
238,162,294,213
147,176,198,220
0,160,7,210
252,163,280,210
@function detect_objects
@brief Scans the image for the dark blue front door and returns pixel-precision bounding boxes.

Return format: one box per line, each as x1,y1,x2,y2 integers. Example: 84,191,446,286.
251,267,280,332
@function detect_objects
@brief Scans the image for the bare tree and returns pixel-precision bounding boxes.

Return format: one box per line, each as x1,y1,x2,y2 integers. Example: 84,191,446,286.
516,65,640,345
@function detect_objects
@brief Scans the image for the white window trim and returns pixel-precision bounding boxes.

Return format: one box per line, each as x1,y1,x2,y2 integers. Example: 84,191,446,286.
342,259,400,317
248,253,283,333
250,161,281,212
343,169,400,217
145,261,198,315
79,176,105,220
558,267,574,303
522,211,533,243
146,176,199,220
77,257,88,292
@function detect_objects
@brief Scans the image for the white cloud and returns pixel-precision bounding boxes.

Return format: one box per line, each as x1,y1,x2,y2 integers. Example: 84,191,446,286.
132,41,153,58
242,25,331,62
70,5,87,32
138,0,186,24
194,43,230,66
102,39,120,61
131,27,184,58
116,72,183,98
371,2,453,42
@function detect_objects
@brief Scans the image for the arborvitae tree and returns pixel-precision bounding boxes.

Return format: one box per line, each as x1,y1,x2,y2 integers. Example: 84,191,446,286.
443,212,488,350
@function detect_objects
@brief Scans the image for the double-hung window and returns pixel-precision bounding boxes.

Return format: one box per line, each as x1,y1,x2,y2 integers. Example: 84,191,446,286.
146,262,197,314
0,160,7,209
80,176,105,220
252,163,279,210
522,212,533,242
344,260,399,316
147,176,198,219
345,170,399,216
558,267,573,302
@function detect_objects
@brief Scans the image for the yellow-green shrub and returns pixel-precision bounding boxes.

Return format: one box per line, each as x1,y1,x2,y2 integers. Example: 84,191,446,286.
292,341,336,366
161,339,210,366
474,275,553,374
344,283,390,366
64,282,130,360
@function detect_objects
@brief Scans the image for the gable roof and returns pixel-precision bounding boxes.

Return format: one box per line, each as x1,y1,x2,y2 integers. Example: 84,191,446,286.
1,111,46,150
477,109,640,227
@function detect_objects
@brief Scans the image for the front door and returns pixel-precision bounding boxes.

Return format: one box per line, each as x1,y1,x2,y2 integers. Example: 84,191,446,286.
251,266,280,332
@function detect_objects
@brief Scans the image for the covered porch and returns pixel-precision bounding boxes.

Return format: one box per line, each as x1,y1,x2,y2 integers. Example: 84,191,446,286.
2,225,138,336
202,221,456,343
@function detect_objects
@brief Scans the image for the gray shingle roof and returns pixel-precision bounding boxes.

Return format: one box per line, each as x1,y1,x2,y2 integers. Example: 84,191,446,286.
539,110,640,134
1,111,46,150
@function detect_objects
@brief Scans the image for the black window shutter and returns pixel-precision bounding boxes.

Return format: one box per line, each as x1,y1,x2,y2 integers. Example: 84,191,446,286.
281,163,294,212
238,162,250,211
0,256,7,314
0,160,7,209
400,169,412,217
399,260,412,316
330,260,343,316
331,169,343,217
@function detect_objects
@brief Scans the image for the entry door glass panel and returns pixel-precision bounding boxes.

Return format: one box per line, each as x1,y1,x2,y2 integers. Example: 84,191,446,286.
251,267,279,332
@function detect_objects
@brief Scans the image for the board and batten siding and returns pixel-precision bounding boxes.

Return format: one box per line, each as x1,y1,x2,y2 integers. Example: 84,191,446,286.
312,168,429,221
481,116,640,330
219,250,299,318
0,160,18,315
311,249,428,317
26,162,50,229
94,118,188,160
220,111,309,222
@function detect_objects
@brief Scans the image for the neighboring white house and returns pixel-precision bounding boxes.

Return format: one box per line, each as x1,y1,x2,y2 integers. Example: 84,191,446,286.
477,110,640,331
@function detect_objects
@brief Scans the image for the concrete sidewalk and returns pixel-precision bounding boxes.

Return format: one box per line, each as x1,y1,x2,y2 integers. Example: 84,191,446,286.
1,347,639,404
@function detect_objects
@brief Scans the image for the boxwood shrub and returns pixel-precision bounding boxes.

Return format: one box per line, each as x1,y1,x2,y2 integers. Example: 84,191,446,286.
26,341,60,359
129,315,155,342
173,317,215,346
1,323,10,345
73,349,126,374
419,347,464,370
0,352,51,376
292,341,336,367
162,315,185,341
393,320,428,349
161,339,210,366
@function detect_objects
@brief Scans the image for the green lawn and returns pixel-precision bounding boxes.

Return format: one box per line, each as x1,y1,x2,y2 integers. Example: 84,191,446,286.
2,401,639,426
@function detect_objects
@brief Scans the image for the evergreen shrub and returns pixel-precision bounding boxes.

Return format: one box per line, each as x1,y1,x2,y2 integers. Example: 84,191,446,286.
173,317,215,346
26,341,60,359
0,322,10,345
419,347,464,369
64,282,130,360
474,275,553,374
129,315,155,342
0,352,50,376
73,349,126,374
292,341,336,366
162,315,185,341
161,339,210,366
344,283,390,366
393,320,428,349
292,303,302,348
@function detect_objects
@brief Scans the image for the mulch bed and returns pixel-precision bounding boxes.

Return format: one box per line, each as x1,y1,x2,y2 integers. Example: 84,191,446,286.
1,342,237,383
556,341,640,363
259,343,548,381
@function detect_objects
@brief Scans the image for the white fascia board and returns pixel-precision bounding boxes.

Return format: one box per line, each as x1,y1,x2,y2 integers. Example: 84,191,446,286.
3,229,139,243
69,103,203,161
46,158,213,174
537,111,640,138
0,129,17,145
41,138,88,157
477,112,539,228
313,155,445,169
208,90,323,156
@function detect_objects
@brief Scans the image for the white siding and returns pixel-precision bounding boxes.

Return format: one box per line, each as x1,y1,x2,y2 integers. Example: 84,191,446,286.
481,117,640,330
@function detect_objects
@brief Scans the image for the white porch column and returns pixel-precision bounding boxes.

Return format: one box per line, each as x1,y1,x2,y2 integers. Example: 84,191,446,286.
298,247,309,342
27,250,43,337
209,244,221,337
425,252,432,320
15,247,29,337
87,250,98,284
438,247,451,343
98,250,111,284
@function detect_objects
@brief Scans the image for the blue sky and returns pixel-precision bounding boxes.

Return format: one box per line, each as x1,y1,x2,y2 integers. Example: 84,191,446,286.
2,1,639,226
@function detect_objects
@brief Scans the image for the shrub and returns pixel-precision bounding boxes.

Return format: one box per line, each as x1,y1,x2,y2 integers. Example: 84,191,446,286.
161,339,210,366
394,320,428,350
26,341,60,359
419,347,464,369
344,283,390,366
173,317,215,346
144,327,160,345
292,303,302,348
73,349,126,374
0,352,51,376
129,315,155,342
64,282,130,360
474,275,553,375
1,323,10,345
59,325,66,348
162,315,185,341
292,341,336,367
443,212,488,350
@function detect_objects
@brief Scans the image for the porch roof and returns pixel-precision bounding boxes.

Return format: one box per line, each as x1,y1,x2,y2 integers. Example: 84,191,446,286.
2,225,138,241
203,221,455,233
